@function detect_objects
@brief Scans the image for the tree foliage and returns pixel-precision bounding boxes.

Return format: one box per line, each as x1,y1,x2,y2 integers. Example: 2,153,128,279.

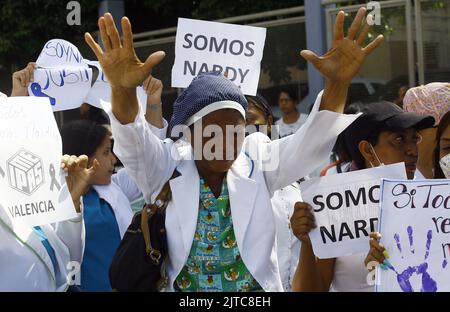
0,0,98,68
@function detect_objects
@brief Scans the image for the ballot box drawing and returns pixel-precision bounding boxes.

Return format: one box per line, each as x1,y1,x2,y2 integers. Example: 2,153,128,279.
7,149,45,195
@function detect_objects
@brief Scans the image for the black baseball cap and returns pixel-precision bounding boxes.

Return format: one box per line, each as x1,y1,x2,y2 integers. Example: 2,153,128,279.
344,101,435,159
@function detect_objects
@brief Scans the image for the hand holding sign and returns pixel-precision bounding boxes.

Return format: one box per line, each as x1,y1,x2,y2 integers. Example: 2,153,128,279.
302,7,384,113
290,202,317,245
11,63,37,97
364,232,387,271
84,13,165,89
61,154,99,213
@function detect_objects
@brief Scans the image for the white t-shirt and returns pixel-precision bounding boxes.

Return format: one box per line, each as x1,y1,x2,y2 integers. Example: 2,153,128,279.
330,253,374,292
275,114,309,138
322,163,373,292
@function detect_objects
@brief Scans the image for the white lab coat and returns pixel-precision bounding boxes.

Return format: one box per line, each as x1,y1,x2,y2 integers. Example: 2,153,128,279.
0,202,83,292
109,91,359,291
0,121,164,292
91,169,141,239
87,119,168,239
271,183,302,292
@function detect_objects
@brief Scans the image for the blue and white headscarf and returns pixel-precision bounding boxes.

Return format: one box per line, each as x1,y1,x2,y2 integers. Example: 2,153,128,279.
168,72,248,139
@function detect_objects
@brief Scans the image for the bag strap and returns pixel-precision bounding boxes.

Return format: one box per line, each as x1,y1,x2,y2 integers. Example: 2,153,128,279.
141,171,177,264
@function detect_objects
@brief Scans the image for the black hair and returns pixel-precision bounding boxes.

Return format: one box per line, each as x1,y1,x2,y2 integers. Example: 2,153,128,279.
335,102,366,168
61,120,110,157
279,87,298,103
80,104,111,125
434,110,450,178
352,126,383,169
246,94,273,119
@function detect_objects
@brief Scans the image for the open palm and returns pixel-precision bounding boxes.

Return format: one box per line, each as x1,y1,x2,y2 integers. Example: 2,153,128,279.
301,7,384,84
84,13,165,89
61,155,98,203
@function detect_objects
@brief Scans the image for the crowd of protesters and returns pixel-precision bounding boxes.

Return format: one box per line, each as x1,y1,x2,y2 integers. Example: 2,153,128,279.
0,6,449,292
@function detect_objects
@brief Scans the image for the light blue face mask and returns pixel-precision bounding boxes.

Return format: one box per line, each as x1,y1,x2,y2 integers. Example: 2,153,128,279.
439,154,450,179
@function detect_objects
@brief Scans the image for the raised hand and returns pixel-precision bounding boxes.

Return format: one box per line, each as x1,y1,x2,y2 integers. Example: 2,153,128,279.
11,62,37,97
61,155,99,212
143,75,165,129
84,13,165,89
144,75,163,105
303,7,384,113
302,7,384,84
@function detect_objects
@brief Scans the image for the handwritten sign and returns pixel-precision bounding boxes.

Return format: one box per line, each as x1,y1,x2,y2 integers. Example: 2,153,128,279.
84,61,148,113
0,97,78,228
301,164,407,259
172,18,267,96
35,39,85,67
29,39,92,111
376,179,450,292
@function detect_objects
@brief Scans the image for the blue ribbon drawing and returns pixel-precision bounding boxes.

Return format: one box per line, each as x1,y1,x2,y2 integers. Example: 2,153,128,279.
49,164,61,191
385,227,440,292
30,82,56,106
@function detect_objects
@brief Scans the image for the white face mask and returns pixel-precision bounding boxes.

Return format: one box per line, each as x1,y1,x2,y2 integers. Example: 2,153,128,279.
368,144,385,167
439,154,450,179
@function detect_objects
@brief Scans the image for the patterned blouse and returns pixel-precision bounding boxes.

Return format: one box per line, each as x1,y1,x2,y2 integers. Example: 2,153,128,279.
174,176,262,292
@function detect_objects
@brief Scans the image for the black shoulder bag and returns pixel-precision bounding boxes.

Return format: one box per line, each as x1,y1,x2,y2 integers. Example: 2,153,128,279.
109,173,176,292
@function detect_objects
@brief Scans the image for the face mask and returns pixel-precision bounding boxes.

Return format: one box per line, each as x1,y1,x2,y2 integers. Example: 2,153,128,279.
439,154,450,178
368,144,385,167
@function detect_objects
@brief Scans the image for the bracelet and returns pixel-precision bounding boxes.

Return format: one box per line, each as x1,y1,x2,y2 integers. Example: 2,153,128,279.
147,103,162,110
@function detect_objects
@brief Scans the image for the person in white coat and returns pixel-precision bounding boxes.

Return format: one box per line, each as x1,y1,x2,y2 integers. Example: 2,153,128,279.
0,67,95,292
83,12,382,291
60,119,166,291
61,120,139,291
58,74,167,292
245,94,302,291
291,65,435,293
0,154,97,291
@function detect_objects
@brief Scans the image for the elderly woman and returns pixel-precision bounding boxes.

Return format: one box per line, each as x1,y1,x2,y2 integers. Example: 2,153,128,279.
85,8,382,291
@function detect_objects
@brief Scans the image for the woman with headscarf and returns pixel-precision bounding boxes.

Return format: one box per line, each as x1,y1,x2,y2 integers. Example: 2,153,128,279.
84,8,382,291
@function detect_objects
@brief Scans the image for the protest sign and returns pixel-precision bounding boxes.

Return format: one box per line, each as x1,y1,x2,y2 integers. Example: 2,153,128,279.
28,39,92,111
301,163,407,259
376,179,450,292
85,61,148,113
0,97,78,228
172,18,266,96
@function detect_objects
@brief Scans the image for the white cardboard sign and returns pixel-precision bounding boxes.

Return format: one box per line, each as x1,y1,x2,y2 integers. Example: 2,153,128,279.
376,179,450,292
172,18,267,96
0,97,78,228
301,163,407,259
29,39,92,111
